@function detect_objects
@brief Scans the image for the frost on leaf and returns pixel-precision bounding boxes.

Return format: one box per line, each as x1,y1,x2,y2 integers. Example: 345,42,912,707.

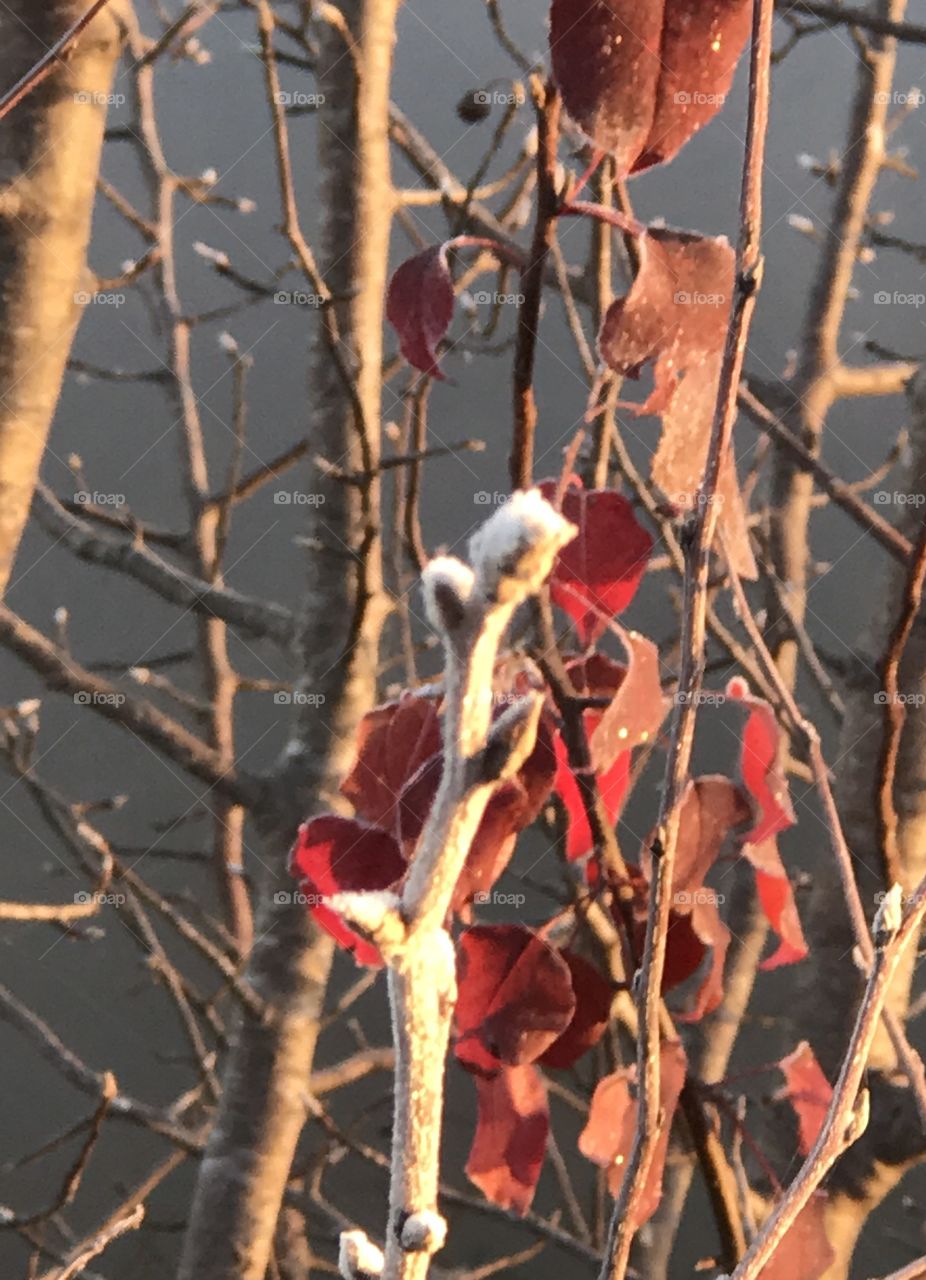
588,630,669,772
549,0,751,176
466,1064,549,1215
539,477,652,645
598,227,756,579
579,1039,687,1221
386,244,455,377
290,816,406,967
755,1193,835,1280
777,1041,833,1156
454,925,576,1073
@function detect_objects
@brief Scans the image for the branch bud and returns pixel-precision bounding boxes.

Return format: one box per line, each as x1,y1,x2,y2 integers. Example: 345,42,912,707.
339,1230,384,1280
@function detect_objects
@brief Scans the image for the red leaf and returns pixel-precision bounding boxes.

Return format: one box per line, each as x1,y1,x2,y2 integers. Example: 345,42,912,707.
539,477,652,645
540,950,613,1069
386,244,455,377
588,630,669,772
290,816,406,967
679,899,731,1021
643,775,750,901
455,926,577,1073
340,692,442,835
598,227,756,579
756,1193,835,1280
550,0,751,175
727,678,796,844
777,1041,833,1157
579,1040,687,1222
466,1065,549,1214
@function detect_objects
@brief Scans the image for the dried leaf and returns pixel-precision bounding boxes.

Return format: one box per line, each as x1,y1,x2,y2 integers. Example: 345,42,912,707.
598,227,756,578
778,1041,833,1156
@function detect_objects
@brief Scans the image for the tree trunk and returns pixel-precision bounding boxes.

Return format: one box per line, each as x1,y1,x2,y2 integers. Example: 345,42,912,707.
0,0,124,595
177,2,398,1276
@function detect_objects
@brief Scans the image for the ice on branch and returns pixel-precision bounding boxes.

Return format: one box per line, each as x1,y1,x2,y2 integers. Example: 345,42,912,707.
339,1230,385,1280
421,556,475,634
468,488,576,605
399,1210,447,1254
327,890,406,954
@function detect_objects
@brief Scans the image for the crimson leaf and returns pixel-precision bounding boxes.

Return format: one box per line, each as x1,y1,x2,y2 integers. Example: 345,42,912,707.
539,477,652,645
466,1064,549,1215
550,0,751,176
455,925,576,1073
386,244,455,378
290,815,406,967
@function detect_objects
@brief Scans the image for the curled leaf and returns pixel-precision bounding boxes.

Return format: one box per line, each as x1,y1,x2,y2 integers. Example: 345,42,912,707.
579,1039,687,1222
777,1041,833,1157
598,227,756,578
340,692,441,836
466,1065,549,1214
550,0,751,175
539,950,613,1069
539,477,652,645
386,244,455,377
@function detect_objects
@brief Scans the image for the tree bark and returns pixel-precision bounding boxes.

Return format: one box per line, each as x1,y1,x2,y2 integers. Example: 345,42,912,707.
0,0,124,596
177,1,398,1276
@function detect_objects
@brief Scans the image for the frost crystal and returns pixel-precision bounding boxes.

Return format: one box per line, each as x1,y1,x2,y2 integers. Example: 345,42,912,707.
469,488,576,604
